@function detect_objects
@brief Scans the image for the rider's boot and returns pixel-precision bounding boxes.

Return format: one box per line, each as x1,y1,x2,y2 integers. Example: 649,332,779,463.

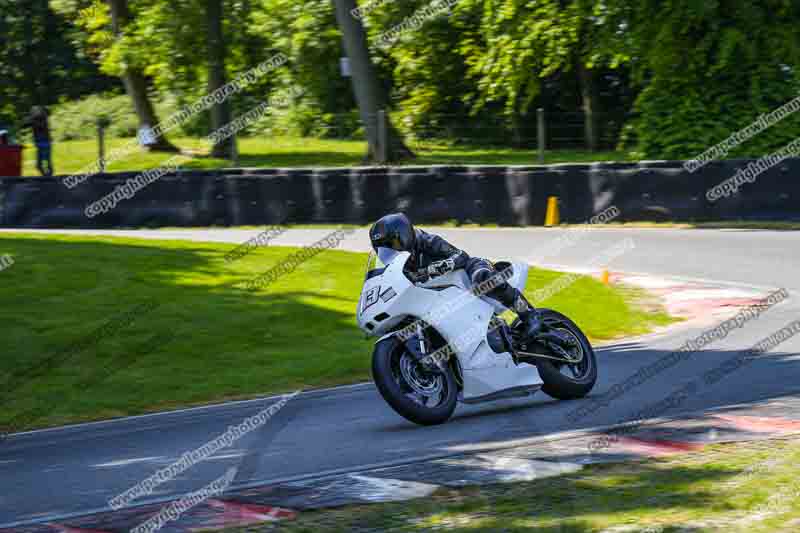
509,290,540,337
512,291,574,347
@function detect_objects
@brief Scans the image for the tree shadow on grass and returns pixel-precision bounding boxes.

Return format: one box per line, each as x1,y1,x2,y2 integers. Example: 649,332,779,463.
213,151,365,169
186,146,626,169
0,235,371,431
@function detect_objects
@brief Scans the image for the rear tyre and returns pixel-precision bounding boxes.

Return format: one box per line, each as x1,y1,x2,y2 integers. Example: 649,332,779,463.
513,309,597,400
372,336,458,425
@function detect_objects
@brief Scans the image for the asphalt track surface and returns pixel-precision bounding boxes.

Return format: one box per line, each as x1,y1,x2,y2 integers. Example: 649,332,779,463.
1,227,799,527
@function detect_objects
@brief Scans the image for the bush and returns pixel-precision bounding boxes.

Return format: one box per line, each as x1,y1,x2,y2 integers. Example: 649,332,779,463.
49,93,137,141
48,92,207,142
245,102,363,140
48,91,364,142
631,71,800,160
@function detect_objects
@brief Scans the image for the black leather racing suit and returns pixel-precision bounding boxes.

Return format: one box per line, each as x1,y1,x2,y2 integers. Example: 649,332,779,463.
407,229,534,316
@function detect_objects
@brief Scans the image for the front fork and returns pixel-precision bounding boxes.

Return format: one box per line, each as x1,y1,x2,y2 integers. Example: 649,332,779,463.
416,322,427,355
403,322,428,362
403,322,452,373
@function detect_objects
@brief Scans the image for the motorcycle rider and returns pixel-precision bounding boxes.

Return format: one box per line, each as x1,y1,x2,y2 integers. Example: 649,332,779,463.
369,212,567,344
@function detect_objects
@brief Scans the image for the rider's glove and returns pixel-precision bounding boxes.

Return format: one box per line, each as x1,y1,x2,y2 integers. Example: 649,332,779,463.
427,258,455,278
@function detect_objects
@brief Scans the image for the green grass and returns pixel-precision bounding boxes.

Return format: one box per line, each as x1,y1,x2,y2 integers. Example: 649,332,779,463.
0,233,671,432
257,436,800,533
155,221,800,231
19,136,631,176
586,221,800,231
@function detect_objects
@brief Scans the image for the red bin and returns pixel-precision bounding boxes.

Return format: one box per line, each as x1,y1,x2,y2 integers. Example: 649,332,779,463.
0,145,23,177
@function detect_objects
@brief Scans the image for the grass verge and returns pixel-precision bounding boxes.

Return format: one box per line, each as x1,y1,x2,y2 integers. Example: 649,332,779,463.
150,221,800,232
19,136,629,176
0,233,672,432
258,435,800,533
568,221,800,231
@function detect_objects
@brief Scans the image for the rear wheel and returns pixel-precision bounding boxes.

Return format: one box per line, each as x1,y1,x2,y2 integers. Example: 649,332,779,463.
513,309,597,399
372,336,458,425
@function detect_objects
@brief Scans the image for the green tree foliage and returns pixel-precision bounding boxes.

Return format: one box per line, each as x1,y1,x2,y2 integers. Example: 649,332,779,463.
54,0,288,137
361,0,631,146
356,0,478,138
622,0,800,158
249,0,358,137
0,0,117,134
26,0,800,159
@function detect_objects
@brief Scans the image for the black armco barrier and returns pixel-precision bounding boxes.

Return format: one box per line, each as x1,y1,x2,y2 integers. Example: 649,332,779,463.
1,159,798,227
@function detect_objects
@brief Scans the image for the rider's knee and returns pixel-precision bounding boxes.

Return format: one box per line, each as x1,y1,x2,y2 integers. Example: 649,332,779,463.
470,267,493,286
492,282,517,303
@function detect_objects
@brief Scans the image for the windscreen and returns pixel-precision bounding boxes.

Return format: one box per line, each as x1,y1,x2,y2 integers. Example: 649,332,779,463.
376,247,400,266
364,248,403,281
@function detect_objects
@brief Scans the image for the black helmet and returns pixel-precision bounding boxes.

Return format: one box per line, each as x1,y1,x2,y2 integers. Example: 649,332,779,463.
370,213,416,255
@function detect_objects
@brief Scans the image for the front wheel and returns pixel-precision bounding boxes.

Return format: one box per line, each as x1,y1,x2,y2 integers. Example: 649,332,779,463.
514,309,597,400
372,336,458,425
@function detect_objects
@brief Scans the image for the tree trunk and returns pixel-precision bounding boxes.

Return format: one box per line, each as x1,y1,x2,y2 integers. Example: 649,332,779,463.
562,0,597,152
206,0,235,159
330,0,413,163
22,1,39,105
107,0,178,152
577,61,597,152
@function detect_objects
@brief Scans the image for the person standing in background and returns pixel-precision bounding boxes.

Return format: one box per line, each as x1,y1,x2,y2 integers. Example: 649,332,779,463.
23,106,53,176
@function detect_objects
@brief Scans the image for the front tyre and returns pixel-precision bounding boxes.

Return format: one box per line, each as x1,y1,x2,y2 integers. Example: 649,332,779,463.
372,336,458,426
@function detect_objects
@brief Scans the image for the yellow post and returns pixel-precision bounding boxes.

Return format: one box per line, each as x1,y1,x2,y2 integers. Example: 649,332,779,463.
544,196,560,226
601,269,610,285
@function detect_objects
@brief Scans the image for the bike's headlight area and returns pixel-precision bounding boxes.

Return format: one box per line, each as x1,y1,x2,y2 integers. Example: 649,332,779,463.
358,282,398,333
360,284,396,316
357,252,410,334
361,285,381,314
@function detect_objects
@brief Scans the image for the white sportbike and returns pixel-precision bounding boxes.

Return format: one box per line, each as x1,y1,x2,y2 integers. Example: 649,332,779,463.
357,249,597,425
